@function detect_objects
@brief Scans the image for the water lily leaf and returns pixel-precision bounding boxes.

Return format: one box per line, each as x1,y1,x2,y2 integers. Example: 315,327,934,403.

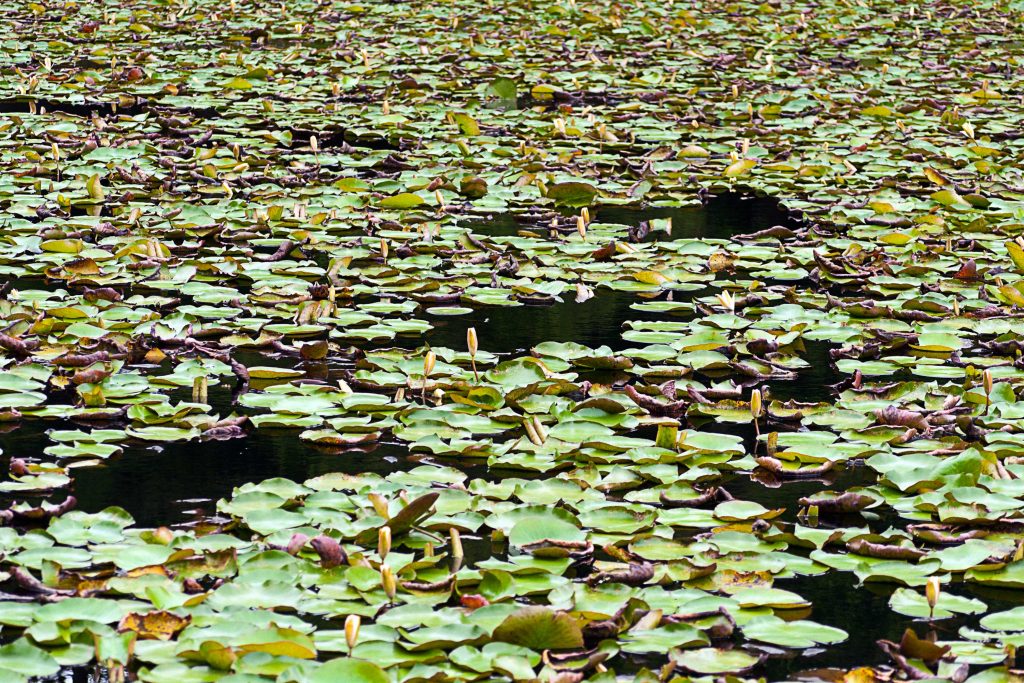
308,658,389,683
118,611,191,640
0,640,60,679
713,500,783,522
247,366,304,379
223,76,253,90
723,159,756,178
509,513,586,547
236,627,317,659
452,113,480,136
1006,241,1024,272
671,647,760,674
380,193,424,210
546,182,598,207
492,607,584,650
980,606,1024,632
742,616,847,648
888,587,985,619
620,624,708,653
489,77,517,100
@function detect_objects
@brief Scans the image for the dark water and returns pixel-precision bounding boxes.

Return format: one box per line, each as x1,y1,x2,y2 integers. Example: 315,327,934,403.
466,191,799,240
766,574,1024,680
595,192,799,239
415,289,666,354
770,339,844,402
0,423,437,527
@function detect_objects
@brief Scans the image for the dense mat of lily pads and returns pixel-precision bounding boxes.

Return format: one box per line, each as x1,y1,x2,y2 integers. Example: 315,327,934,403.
3,0,1024,681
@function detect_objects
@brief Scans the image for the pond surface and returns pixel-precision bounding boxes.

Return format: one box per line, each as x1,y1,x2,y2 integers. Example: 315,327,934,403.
2,192,1014,683
3,0,1023,679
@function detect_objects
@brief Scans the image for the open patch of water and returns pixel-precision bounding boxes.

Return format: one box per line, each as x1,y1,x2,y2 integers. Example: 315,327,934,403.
463,191,801,240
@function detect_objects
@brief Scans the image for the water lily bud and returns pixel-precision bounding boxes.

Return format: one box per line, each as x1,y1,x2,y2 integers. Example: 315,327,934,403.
435,189,445,208
532,415,547,443
655,422,679,450
344,614,360,651
926,576,940,614
380,238,388,262
192,375,208,403
285,532,309,555
576,215,587,240
717,289,736,314
51,142,59,161
381,565,397,600
86,173,105,201
984,369,994,395
310,135,319,153
750,389,763,419
378,526,391,560
423,350,436,377
310,535,347,568
467,327,478,357
575,282,594,303
450,527,464,559
524,417,543,445
153,526,174,545
369,493,390,519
